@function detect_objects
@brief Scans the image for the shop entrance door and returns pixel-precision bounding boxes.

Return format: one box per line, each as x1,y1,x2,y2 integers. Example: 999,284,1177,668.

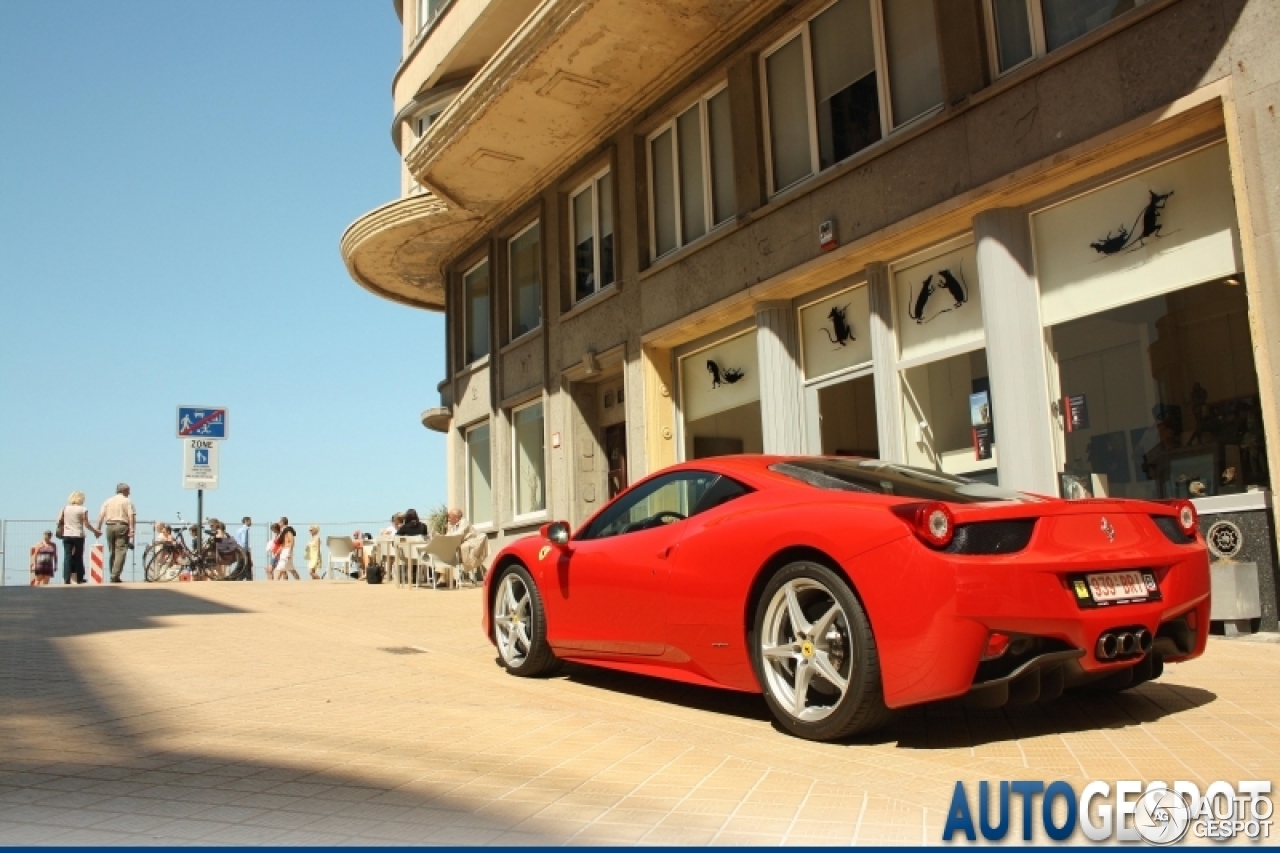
804,369,879,458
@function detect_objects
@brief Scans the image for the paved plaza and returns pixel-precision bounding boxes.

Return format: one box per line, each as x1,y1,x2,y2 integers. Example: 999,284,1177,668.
1,581,1278,846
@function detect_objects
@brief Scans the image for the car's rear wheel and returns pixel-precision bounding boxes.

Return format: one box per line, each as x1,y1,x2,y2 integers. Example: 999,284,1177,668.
493,564,558,677
752,561,889,741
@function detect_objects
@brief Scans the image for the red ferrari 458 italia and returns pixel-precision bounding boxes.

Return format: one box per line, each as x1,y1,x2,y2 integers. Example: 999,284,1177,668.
482,456,1210,741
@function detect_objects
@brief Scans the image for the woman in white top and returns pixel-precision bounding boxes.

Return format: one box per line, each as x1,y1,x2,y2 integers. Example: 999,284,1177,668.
57,491,100,584
273,526,300,580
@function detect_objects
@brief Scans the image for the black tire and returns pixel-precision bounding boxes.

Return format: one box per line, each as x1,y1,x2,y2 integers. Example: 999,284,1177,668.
492,563,558,677
750,561,890,741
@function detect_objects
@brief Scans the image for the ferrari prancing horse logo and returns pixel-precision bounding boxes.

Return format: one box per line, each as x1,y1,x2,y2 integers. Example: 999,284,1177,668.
538,545,552,561
1100,517,1115,543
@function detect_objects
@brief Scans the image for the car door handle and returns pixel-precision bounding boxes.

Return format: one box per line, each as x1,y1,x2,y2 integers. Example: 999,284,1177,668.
657,544,678,559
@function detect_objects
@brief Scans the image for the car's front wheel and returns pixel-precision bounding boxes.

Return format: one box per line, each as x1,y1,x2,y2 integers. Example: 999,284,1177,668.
493,564,558,677
752,561,889,741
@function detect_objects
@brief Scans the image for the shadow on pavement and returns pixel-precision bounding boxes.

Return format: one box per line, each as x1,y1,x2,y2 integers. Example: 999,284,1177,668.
0,587,559,845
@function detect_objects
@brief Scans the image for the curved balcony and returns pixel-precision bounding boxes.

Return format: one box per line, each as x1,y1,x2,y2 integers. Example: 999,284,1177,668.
339,191,477,311
421,379,453,432
404,0,776,262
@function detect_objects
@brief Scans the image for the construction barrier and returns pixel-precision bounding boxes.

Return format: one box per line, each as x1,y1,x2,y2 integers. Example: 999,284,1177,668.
90,543,104,584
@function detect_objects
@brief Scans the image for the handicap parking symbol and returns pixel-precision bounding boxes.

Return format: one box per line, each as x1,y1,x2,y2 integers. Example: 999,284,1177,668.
195,448,209,465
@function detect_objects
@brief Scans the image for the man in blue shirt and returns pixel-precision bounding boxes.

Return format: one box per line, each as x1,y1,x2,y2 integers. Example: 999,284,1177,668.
234,517,254,580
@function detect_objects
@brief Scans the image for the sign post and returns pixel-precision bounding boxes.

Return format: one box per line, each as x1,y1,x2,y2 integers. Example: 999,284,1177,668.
178,407,228,551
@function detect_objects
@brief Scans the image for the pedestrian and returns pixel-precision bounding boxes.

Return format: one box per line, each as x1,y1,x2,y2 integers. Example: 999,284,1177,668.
30,531,57,586
395,510,428,536
382,513,404,537
306,525,322,579
265,522,282,580
234,517,254,580
274,526,300,580
57,492,99,584
96,483,136,583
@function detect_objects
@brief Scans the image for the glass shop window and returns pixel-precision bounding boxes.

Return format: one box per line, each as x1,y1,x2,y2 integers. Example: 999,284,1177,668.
1052,277,1269,500
511,401,546,519
680,331,764,460
466,421,493,525
900,348,998,483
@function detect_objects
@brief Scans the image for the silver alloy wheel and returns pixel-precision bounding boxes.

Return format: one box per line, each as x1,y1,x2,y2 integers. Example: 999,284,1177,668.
494,572,533,667
760,577,853,722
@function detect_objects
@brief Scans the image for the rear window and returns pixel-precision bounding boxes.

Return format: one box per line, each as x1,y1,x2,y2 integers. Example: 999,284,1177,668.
769,459,1028,504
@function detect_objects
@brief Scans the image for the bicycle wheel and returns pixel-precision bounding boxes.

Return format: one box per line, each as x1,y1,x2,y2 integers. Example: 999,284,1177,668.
144,545,181,582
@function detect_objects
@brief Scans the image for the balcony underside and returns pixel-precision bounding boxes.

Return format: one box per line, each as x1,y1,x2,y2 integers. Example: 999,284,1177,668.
405,0,776,261
340,192,477,311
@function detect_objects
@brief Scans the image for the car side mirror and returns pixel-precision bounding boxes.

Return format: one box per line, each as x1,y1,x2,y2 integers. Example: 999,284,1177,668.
540,521,571,546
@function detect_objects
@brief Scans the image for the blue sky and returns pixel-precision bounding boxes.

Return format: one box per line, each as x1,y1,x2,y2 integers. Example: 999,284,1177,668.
0,2,446,531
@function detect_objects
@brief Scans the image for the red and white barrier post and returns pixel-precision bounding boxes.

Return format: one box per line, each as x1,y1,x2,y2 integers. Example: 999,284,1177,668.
89,543,105,584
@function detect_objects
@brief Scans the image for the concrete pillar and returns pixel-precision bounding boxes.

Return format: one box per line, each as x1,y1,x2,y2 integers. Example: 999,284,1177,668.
754,300,804,454
866,263,904,463
973,208,1059,494
932,0,988,106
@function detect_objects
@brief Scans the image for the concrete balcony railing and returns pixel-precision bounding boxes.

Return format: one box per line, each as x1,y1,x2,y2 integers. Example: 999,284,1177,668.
339,191,477,311
420,379,453,432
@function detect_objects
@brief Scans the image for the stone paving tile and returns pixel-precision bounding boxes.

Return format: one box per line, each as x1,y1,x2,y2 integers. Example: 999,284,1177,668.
2,583,1279,846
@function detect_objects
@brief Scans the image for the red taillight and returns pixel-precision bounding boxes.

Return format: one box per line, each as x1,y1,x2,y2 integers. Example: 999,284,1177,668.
893,501,955,549
983,632,1011,660
1161,499,1198,538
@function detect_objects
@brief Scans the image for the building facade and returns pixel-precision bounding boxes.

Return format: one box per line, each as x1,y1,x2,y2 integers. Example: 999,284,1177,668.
343,0,1279,626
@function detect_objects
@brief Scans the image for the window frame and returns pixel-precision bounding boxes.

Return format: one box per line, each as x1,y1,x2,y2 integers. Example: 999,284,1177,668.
417,0,451,34
464,419,494,529
758,0,942,197
568,167,615,305
577,470,747,541
507,220,542,342
981,0,1048,78
509,398,548,524
462,257,491,367
645,83,734,262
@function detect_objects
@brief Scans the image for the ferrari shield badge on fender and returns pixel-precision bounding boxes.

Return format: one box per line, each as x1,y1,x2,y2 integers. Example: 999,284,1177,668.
538,545,551,561
1100,517,1115,543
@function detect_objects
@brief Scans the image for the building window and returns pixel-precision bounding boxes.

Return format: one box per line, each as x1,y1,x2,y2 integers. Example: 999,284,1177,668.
463,259,490,365
984,0,1151,76
570,170,615,303
679,330,764,460
417,0,449,33
761,0,942,195
511,401,546,520
508,222,541,340
466,421,492,526
648,87,736,260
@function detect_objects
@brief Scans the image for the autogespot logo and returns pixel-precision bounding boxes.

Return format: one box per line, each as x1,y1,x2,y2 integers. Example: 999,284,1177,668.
942,780,1273,843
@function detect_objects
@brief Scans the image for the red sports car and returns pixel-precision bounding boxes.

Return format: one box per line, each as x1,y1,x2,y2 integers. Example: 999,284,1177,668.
482,456,1209,741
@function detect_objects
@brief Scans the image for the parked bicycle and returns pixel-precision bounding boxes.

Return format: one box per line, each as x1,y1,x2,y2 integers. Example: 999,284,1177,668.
144,522,245,582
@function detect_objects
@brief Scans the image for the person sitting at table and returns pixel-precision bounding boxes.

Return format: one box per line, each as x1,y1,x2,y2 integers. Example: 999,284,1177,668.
381,513,404,538
395,509,428,537
447,508,489,582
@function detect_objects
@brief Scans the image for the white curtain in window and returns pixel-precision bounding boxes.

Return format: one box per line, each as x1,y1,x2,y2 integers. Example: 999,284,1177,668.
765,36,812,192
707,89,736,226
882,0,943,126
677,106,707,243
811,0,876,107
1033,143,1242,327
467,423,492,525
513,404,546,516
464,261,490,364
651,129,678,257
509,224,541,338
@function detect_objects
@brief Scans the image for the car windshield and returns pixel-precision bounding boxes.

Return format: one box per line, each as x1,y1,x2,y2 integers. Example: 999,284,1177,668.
769,458,1029,503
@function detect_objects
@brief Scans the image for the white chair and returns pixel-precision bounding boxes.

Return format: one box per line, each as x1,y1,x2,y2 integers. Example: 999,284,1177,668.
421,534,464,589
325,537,356,580
394,535,427,587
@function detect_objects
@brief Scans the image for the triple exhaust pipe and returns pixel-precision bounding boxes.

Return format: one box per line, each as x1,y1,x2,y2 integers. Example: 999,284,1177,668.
1095,628,1153,661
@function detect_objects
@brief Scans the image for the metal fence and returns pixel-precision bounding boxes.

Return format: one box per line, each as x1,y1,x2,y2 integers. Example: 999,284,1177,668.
0,520,387,586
